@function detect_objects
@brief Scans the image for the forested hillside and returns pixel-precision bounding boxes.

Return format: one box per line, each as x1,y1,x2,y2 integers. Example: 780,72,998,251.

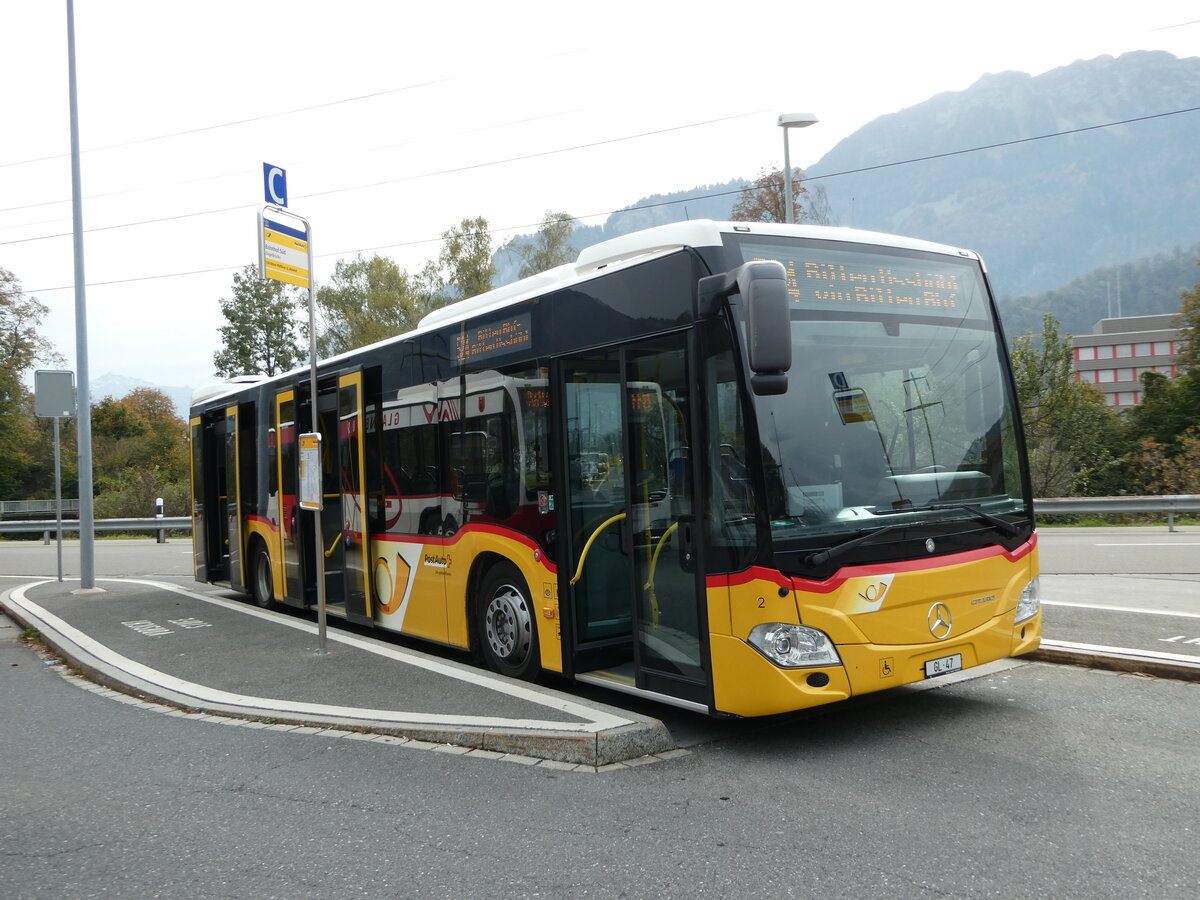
998,244,1200,338
497,51,1200,316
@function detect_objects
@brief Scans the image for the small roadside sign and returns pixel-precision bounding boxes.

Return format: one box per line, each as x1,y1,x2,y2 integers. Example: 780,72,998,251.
263,163,288,207
34,369,76,582
34,370,76,418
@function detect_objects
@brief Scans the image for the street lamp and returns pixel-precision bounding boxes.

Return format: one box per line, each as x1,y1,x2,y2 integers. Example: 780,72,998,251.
778,113,818,224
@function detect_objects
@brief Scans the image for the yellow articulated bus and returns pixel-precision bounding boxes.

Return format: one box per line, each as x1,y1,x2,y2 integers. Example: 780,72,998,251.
189,220,1041,716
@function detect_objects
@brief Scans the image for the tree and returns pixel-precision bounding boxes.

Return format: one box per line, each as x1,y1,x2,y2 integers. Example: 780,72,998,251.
506,212,577,279
1010,313,1126,496
1127,370,1194,446
1127,429,1200,495
730,167,835,225
0,268,61,499
213,265,306,378
315,254,442,356
437,217,496,300
1174,264,1200,373
91,388,189,516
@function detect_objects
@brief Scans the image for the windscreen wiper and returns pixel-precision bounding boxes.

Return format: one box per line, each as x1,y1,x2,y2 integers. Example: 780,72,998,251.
803,505,1024,569
804,523,910,568
902,504,1027,540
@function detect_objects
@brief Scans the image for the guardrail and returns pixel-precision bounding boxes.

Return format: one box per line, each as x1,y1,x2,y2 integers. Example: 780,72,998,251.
1,495,1196,542
0,517,191,543
1033,495,1200,532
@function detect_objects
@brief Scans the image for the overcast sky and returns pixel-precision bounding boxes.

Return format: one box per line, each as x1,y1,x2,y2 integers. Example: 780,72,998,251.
2,1,1197,394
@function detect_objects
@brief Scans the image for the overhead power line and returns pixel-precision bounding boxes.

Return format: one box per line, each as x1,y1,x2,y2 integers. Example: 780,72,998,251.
0,43,589,172
0,108,585,218
0,110,766,247
17,104,1200,295
0,78,456,170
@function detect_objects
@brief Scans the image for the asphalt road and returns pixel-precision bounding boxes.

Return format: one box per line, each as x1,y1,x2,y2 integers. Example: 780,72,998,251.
2,620,1197,899
1036,525,1200,575
1035,526,1199,663
2,531,1198,897
2,529,1198,669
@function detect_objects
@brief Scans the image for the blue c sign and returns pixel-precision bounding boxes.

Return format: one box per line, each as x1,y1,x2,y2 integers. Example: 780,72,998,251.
263,163,288,207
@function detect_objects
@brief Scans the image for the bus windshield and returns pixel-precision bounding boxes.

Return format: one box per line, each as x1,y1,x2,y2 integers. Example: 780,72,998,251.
729,235,1030,549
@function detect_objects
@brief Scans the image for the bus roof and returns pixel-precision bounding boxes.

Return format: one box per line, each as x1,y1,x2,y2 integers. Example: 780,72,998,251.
418,220,980,331
193,220,982,409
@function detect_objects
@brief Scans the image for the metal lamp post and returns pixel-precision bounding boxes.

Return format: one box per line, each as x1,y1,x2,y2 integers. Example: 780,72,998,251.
778,113,818,224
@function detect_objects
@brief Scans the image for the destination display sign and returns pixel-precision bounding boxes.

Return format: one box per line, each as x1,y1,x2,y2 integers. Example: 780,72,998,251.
455,312,532,365
739,241,980,318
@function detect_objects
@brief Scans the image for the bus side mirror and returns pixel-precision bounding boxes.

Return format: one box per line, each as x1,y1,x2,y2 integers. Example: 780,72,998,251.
697,260,791,395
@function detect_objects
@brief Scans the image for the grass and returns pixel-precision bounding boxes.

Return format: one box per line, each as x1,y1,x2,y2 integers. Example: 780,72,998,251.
1037,516,1199,528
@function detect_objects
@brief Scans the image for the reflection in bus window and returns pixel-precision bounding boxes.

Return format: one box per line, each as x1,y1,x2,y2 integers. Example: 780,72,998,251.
380,389,443,535
704,334,757,570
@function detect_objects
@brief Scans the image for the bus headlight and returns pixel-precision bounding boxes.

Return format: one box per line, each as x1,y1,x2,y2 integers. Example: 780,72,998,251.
1014,577,1041,623
748,623,841,668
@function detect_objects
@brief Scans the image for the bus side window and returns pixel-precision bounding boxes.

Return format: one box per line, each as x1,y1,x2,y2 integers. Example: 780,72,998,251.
379,403,442,536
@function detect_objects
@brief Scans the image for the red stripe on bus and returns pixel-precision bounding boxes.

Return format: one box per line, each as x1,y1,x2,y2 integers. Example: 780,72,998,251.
371,523,559,574
706,535,1036,593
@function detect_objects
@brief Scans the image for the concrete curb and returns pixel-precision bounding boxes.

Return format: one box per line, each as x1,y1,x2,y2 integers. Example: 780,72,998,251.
1,584,673,767
1028,639,1200,682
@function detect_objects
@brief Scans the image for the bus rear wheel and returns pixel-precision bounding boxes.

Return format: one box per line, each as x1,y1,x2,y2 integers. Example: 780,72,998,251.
251,542,275,609
476,562,540,681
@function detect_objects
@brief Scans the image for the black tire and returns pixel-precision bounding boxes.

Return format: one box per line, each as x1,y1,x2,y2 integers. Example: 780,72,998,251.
476,562,540,681
251,542,275,609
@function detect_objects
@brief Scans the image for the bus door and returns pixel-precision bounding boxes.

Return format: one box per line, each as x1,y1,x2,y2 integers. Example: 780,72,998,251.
558,335,710,708
319,372,372,625
190,409,235,584
275,388,305,604
223,404,244,591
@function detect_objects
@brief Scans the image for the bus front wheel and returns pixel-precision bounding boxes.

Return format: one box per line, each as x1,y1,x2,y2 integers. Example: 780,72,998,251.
476,562,540,681
251,543,275,609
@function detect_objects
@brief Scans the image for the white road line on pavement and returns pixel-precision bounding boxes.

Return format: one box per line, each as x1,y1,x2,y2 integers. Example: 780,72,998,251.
6,579,634,733
1041,600,1200,619
1092,542,1200,547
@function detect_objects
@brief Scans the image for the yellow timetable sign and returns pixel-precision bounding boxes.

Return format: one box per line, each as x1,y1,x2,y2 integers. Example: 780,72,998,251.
298,432,321,510
262,217,310,288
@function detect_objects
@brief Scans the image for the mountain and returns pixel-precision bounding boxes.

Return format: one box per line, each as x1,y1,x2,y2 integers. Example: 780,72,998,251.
493,179,745,285
809,50,1200,298
997,244,1199,339
495,51,1200,320
91,373,193,421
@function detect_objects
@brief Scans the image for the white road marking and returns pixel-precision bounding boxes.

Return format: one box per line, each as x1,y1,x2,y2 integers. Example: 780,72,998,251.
1092,542,1200,547
1042,600,1200,619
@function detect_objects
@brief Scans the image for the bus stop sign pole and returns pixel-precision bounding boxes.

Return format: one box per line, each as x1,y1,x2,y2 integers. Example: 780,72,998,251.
258,193,327,655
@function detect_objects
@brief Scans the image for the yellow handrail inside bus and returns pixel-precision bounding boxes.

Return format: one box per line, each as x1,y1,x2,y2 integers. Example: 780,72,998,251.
569,512,626,586
643,521,679,627
644,521,679,590
325,532,342,558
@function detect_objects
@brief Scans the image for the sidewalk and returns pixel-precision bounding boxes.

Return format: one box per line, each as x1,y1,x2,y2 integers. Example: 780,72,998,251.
0,577,673,767
5,571,1196,768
